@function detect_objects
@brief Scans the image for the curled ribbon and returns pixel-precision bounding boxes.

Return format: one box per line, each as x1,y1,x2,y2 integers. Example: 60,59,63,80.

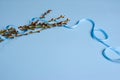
0,9,120,63
63,18,120,63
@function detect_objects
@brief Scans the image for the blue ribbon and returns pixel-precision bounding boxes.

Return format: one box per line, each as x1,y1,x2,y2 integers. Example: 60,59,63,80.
63,18,120,63
1,17,120,63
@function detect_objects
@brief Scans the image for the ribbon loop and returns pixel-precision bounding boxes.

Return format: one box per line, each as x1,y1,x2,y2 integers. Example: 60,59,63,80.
64,18,120,63
102,47,120,63
92,28,108,41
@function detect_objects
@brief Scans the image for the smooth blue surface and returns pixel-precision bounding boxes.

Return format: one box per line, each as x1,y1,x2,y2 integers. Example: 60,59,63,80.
0,0,120,80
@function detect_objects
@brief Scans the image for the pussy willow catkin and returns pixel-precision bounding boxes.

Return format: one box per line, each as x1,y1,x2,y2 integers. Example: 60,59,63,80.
0,10,70,43
0,9,120,63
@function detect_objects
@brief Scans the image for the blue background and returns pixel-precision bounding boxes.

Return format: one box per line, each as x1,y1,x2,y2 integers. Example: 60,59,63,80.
0,0,120,80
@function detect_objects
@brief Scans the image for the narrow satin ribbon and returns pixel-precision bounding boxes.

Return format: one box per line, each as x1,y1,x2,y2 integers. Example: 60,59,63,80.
1,17,120,63
63,18,120,63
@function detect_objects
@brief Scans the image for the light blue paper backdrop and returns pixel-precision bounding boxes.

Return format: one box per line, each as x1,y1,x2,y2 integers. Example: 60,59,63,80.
0,0,120,80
